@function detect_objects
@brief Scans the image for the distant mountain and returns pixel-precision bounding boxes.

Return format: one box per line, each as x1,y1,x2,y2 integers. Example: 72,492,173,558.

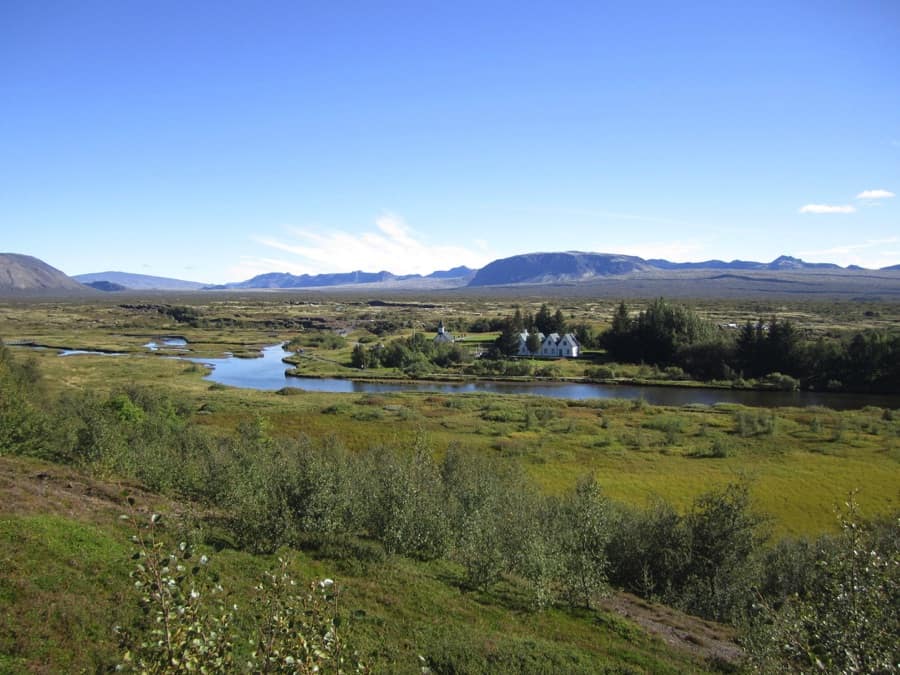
882,264,900,271
0,253,88,293
84,280,128,292
646,258,762,271
427,265,476,281
467,252,650,287
766,255,842,270
73,271,208,291
211,252,893,291
645,255,842,272
217,267,476,290
466,252,864,287
215,270,398,289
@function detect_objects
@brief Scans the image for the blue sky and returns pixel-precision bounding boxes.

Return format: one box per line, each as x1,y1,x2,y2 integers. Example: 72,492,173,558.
2,1,898,282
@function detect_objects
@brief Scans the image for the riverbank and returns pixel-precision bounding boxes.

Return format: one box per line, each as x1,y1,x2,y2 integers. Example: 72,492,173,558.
205,344,898,410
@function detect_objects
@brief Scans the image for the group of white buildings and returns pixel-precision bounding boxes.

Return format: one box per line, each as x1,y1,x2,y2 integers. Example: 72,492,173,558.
432,321,580,358
516,330,580,358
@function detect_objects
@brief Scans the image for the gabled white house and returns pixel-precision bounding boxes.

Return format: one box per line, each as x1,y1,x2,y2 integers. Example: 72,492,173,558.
540,332,580,358
517,330,580,358
517,330,536,356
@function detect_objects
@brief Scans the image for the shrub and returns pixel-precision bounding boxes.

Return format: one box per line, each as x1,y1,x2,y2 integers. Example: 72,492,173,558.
586,365,616,380
557,475,613,608
682,482,766,623
759,372,800,391
734,409,777,437
118,511,363,673
709,436,733,458
746,499,899,673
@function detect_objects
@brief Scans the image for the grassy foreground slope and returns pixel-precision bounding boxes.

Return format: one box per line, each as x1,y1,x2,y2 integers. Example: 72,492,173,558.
0,456,728,674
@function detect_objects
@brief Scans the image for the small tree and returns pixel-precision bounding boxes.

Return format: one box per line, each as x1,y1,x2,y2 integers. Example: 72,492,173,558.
552,308,566,334
119,510,364,673
494,320,522,357
534,304,553,334
682,482,765,622
350,343,370,369
746,498,899,673
558,475,612,608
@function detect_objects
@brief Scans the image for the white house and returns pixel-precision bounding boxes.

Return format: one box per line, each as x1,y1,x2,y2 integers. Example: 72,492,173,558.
517,330,535,356
541,332,580,358
517,330,579,358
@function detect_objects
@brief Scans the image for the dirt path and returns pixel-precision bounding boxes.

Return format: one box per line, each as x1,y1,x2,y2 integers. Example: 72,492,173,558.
600,592,744,667
0,455,183,525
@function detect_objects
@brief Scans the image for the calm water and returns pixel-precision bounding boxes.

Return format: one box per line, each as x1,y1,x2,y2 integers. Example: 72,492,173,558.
188,344,899,410
144,337,189,351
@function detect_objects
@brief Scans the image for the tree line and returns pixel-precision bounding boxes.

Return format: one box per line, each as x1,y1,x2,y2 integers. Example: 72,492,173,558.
600,299,900,392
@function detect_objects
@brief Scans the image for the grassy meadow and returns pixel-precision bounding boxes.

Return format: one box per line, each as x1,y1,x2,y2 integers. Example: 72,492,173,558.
4,295,897,536
1,293,898,672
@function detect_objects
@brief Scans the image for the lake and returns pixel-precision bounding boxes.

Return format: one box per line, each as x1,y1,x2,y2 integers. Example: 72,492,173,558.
188,344,899,410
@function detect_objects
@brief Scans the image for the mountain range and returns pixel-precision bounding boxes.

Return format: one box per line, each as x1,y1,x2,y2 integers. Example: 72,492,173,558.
73,271,208,291
208,266,477,290
2,251,899,296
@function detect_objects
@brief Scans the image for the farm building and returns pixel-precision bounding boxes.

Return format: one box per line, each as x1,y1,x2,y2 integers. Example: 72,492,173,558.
517,330,579,358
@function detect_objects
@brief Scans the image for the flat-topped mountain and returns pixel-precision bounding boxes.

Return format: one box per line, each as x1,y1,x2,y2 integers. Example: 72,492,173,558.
468,252,651,287
215,266,477,290
73,271,207,291
0,253,88,293
465,252,860,287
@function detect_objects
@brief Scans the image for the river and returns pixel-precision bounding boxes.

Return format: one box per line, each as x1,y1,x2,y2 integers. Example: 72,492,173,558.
187,344,899,410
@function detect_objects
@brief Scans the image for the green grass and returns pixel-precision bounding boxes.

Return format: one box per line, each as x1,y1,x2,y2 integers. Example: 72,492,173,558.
2,296,899,537
1,296,898,672
0,458,718,674
0,514,136,672
14,341,899,537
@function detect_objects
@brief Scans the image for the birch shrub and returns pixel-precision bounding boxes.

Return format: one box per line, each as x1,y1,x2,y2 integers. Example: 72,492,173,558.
118,510,364,674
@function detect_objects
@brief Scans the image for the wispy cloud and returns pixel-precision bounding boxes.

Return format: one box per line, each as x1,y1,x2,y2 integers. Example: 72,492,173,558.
608,239,711,261
799,237,900,269
246,214,494,277
856,189,895,200
798,204,856,214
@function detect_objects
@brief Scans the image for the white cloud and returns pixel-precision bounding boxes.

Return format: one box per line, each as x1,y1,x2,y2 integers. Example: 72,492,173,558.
799,237,900,269
248,214,495,277
798,204,856,214
856,189,895,200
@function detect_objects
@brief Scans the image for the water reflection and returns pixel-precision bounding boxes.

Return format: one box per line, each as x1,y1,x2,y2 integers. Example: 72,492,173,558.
188,344,899,410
